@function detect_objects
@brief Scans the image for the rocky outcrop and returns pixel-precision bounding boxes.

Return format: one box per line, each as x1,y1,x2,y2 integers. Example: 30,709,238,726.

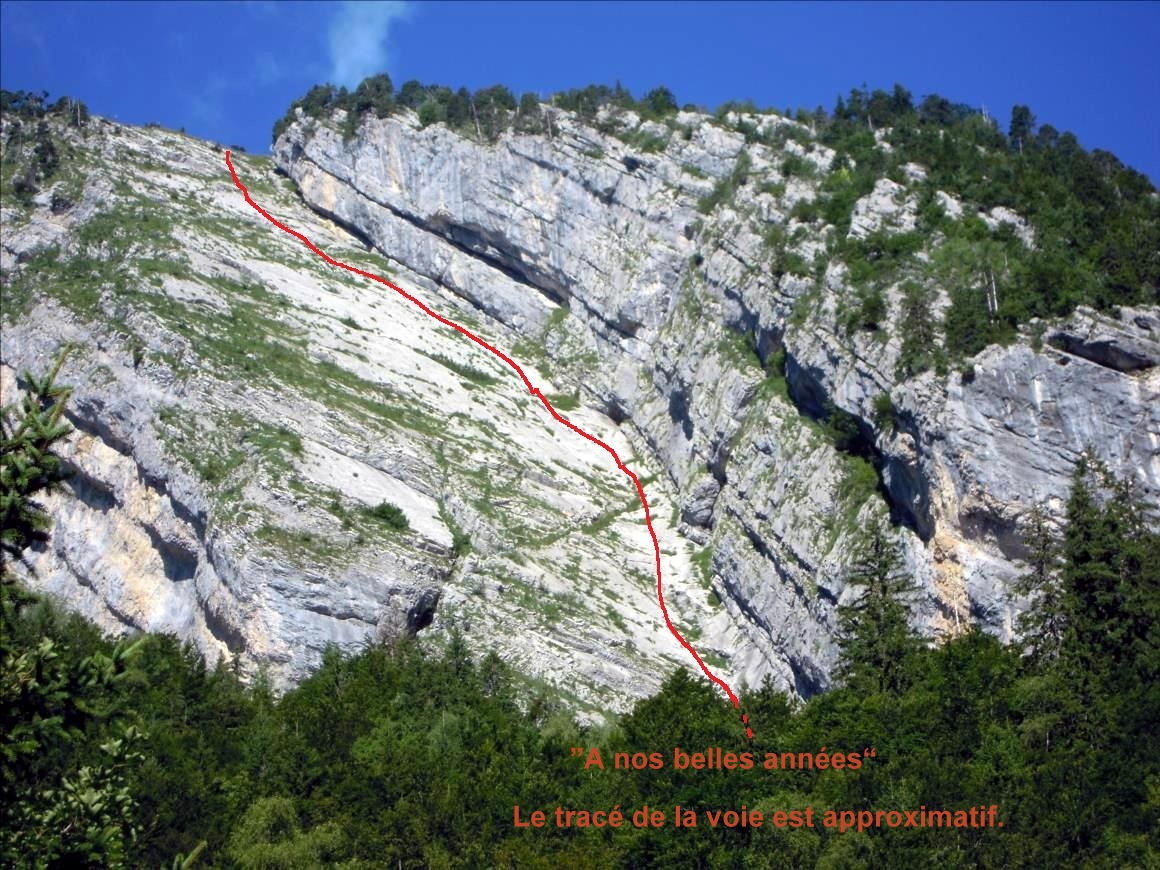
3,104,1156,713
1,118,715,711
1046,306,1160,373
273,105,1159,685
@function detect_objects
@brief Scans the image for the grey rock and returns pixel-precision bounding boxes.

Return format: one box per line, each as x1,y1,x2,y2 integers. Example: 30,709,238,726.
1046,306,1160,373
272,106,1157,694
2,105,1156,715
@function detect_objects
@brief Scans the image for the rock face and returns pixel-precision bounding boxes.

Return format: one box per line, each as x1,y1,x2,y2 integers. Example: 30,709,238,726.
0,118,713,713
271,106,1160,684
3,105,1157,713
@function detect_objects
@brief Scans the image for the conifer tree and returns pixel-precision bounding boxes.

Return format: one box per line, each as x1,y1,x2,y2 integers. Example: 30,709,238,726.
1,350,73,569
0,352,149,867
834,521,922,694
1059,454,1131,678
1109,475,1160,683
1013,504,1065,665
1059,455,1160,686
1014,456,1160,859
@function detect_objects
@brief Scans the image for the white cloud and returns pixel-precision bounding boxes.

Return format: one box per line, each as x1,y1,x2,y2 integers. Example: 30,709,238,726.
327,1,411,88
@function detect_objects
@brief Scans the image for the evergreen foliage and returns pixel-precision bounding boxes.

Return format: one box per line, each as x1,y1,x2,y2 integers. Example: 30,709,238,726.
272,77,683,146
870,392,895,432
1,89,89,126
272,78,521,145
362,500,409,531
0,350,73,562
639,86,679,120
895,279,940,378
834,522,922,695
1,90,81,204
820,84,1158,357
1,356,148,867
1012,504,1065,665
269,75,1157,358
2,457,1155,866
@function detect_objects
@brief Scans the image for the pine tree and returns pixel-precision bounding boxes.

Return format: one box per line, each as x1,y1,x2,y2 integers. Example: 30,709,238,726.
1,604,147,867
1060,454,1130,676
226,797,345,868
1013,504,1065,665
1008,105,1036,154
1013,454,1160,858
641,86,678,119
834,521,922,694
1108,474,1160,683
1,350,73,569
896,280,937,377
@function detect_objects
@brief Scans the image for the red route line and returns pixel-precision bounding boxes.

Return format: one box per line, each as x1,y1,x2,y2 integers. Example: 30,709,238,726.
224,151,754,740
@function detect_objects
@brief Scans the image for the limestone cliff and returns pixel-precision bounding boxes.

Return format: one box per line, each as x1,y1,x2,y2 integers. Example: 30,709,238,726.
2,102,1156,713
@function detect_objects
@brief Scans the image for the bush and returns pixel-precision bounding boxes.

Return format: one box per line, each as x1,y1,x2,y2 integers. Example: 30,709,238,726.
855,287,887,332
450,527,471,558
696,153,752,214
780,153,815,179
619,127,668,154
363,501,409,531
639,86,679,120
823,402,865,454
417,101,444,128
789,198,824,223
271,84,341,142
872,393,895,431
896,280,938,378
836,453,880,507
768,347,787,377
697,178,732,214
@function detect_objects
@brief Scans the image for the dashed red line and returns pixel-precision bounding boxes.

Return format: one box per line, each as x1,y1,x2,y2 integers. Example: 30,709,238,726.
224,151,752,738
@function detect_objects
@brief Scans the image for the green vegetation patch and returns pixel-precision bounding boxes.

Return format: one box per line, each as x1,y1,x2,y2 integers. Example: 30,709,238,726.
4,389,1157,870
418,350,501,388
362,500,410,532
697,152,751,214
546,391,580,412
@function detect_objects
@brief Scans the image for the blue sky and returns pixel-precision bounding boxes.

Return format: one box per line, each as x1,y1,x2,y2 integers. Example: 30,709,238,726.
1,1,1157,181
